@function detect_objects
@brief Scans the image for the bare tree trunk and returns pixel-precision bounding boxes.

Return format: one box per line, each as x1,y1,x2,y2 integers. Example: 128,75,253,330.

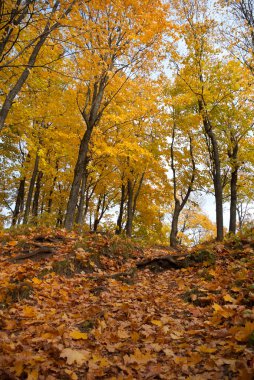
23,153,39,224
32,170,43,218
126,179,134,237
93,196,102,232
12,178,26,226
76,162,89,224
170,201,181,247
169,122,196,247
115,183,125,235
64,74,108,230
229,143,239,234
47,160,59,213
199,100,223,241
64,128,92,229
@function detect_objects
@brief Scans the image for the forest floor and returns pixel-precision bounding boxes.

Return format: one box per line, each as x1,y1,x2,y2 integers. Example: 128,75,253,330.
0,228,253,380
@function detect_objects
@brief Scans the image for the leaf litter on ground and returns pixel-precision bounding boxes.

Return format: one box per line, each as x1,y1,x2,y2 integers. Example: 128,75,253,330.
0,227,253,379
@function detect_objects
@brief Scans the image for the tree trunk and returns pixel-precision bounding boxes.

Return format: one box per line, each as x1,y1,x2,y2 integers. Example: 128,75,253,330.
229,143,238,234
170,201,181,247
126,179,134,237
23,154,39,224
76,164,88,225
199,100,223,241
12,178,26,226
32,170,43,218
64,127,92,230
115,184,125,235
47,161,59,213
169,122,195,247
93,196,102,232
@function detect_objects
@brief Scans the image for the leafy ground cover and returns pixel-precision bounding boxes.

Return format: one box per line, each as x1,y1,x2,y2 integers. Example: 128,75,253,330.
0,228,253,379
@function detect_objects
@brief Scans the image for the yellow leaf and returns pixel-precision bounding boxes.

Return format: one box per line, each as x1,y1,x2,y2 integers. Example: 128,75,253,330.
170,330,183,340
64,369,78,380
27,368,38,380
231,286,240,292
234,322,254,342
198,345,217,353
223,294,236,303
117,329,129,339
124,348,155,365
32,277,42,285
173,356,187,364
131,332,140,342
14,362,23,376
189,352,202,365
213,303,222,312
70,331,88,340
151,319,162,327
22,306,36,318
177,279,185,290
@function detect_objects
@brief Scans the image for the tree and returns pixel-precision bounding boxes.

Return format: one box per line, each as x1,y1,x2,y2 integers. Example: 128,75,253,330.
0,0,77,131
64,0,167,230
224,0,254,73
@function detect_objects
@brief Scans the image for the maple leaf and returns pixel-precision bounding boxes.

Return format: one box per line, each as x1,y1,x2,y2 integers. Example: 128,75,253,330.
32,277,42,285
60,348,90,366
197,345,217,353
70,331,88,340
22,306,36,318
8,241,18,246
234,322,254,342
117,329,130,339
123,348,156,365
151,319,163,327
223,294,236,303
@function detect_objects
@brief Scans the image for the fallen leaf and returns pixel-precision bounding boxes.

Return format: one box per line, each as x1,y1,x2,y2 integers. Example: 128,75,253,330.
198,345,217,353
32,277,42,285
60,348,90,366
124,348,155,365
70,331,88,340
234,322,254,342
151,319,162,327
223,294,236,303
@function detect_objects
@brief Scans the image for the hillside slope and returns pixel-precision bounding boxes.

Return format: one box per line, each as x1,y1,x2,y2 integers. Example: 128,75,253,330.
0,229,253,379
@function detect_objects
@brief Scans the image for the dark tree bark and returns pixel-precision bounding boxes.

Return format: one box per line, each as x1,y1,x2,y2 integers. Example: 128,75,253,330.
76,158,90,225
23,153,39,224
170,201,181,248
169,123,196,247
228,142,239,234
199,100,224,241
32,170,43,218
115,183,126,235
126,179,134,238
93,196,102,232
125,173,145,238
64,128,92,229
12,177,26,226
0,0,35,61
64,76,107,230
47,160,59,214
